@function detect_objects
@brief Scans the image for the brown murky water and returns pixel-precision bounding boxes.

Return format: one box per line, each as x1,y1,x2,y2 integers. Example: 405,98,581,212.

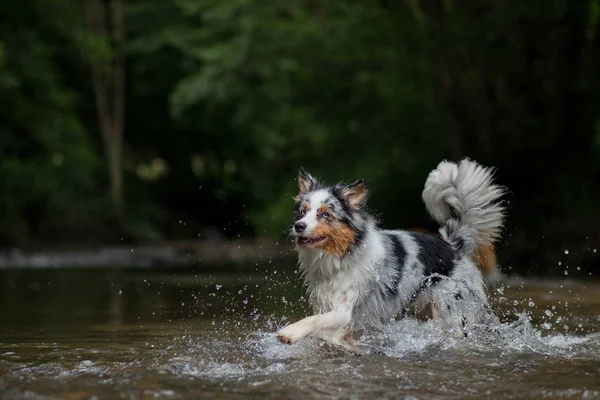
1,266,599,399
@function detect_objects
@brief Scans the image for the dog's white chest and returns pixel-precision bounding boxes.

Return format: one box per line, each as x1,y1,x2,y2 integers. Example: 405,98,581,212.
311,266,362,313
313,281,348,311
300,250,365,312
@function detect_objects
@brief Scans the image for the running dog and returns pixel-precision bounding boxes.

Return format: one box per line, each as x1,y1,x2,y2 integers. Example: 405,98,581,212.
277,159,505,348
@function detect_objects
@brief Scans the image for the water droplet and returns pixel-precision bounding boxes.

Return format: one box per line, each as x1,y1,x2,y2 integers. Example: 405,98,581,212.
564,249,569,255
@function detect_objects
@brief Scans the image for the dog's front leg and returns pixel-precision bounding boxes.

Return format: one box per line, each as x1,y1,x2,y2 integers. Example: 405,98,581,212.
277,308,352,344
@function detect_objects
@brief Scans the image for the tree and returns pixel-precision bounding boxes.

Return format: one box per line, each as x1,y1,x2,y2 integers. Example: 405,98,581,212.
0,0,107,245
83,0,126,222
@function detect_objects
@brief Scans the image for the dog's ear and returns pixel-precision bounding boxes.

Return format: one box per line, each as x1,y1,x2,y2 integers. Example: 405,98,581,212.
342,180,367,209
298,167,319,193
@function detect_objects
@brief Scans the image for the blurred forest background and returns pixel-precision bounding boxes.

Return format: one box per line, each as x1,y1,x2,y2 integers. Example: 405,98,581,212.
2,0,600,275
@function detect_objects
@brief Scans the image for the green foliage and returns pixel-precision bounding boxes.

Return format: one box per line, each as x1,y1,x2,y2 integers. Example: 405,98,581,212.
133,0,450,235
2,0,600,258
0,0,108,244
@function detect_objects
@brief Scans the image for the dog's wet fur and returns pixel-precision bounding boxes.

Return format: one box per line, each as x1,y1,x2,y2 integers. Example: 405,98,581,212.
277,159,506,349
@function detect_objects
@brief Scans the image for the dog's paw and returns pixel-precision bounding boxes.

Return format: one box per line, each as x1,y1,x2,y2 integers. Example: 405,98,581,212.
277,325,305,345
277,333,293,344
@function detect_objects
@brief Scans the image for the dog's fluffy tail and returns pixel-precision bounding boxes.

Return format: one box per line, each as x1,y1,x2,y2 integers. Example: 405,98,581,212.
422,158,505,257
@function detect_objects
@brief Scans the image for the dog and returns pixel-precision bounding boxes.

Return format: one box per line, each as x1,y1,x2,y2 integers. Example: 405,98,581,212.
277,158,505,349
408,227,501,282
473,243,501,282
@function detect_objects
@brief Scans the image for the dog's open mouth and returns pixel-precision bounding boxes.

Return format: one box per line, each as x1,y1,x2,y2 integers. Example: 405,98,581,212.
297,236,327,246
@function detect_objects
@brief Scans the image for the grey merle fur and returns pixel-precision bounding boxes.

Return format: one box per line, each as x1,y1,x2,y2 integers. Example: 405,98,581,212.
282,159,505,345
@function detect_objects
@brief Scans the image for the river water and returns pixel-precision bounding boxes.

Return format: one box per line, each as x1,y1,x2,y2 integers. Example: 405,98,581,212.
1,265,599,399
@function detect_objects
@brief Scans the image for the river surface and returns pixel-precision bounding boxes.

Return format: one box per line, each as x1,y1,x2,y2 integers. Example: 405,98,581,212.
1,265,599,399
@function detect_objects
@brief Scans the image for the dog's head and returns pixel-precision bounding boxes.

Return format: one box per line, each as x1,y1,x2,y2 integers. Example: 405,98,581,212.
291,168,369,257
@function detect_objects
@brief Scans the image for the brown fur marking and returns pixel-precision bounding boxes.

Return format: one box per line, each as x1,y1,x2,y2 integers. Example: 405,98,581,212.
473,243,498,277
341,183,367,209
301,202,310,212
317,205,331,216
298,174,314,193
312,221,356,258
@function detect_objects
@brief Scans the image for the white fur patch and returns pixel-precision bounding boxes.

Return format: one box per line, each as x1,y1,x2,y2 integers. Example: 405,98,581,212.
422,158,505,254
295,189,330,235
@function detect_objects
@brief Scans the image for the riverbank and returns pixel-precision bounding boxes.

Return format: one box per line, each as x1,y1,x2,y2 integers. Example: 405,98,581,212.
0,233,599,278
0,239,296,269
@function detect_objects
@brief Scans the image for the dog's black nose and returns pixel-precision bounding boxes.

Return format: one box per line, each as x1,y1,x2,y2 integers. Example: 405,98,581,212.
294,222,307,233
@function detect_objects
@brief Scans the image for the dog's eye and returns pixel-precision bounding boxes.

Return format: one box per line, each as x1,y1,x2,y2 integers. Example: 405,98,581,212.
300,209,306,216
321,212,330,218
